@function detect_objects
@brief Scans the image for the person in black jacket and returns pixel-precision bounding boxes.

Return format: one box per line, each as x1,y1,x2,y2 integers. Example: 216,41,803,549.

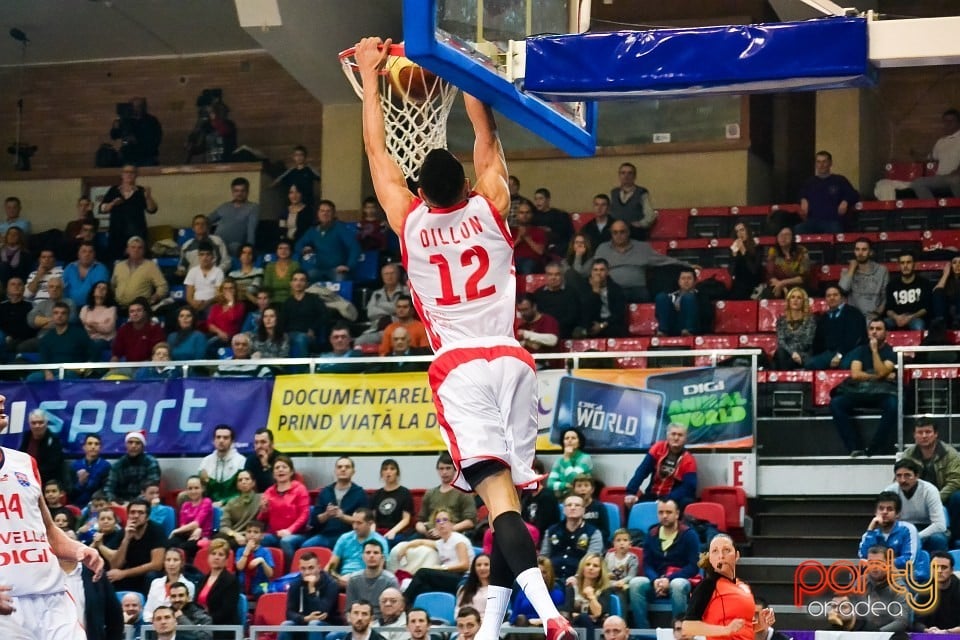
18,408,66,487
579,258,628,338
806,285,867,370
198,539,240,638
282,550,340,640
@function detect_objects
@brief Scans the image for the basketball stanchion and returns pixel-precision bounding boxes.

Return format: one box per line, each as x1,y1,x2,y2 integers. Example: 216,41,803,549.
340,42,459,182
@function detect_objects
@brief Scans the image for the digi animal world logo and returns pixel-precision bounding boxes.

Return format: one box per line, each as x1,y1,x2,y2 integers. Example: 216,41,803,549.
794,550,938,618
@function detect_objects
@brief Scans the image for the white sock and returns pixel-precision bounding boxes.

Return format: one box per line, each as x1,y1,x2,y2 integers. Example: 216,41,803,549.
476,585,512,640
515,567,561,627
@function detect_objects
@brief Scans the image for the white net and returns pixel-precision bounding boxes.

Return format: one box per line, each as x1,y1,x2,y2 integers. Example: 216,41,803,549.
341,50,459,182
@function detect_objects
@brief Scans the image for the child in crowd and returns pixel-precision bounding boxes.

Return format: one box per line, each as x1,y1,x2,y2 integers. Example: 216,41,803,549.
91,507,124,554
53,510,78,540
77,490,110,543
44,479,66,511
573,474,610,545
235,520,275,596
604,528,638,614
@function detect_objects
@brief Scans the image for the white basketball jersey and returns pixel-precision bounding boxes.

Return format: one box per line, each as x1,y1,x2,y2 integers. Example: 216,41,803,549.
401,193,517,351
0,447,66,596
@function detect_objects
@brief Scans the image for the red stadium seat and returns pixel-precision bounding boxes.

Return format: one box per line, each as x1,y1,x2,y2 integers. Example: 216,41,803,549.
194,546,236,575
693,335,739,366
524,273,548,293
814,370,850,406
689,206,731,217
696,268,732,290
411,488,426,519
247,547,286,589
684,501,727,532
757,370,814,384
253,592,288,626
628,303,657,336
809,298,828,314
884,161,924,181
291,547,332,572
599,485,628,508
700,486,748,531
925,161,940,176
738,334,777,358
649,335,694,349
886,331,923,347
922,230,960,252
571,211,596,232
564,339,608,352
730,205,770,217
757,299,785,333
606,338,650,369
713,300,758,334
649,209,690,240
818,264,844,285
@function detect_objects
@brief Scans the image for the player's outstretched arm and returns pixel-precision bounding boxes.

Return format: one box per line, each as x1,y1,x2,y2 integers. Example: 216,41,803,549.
464,93,509,217
357,37,415,235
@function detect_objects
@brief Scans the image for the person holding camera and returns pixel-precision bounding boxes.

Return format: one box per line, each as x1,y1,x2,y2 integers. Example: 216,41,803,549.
110,97,162,166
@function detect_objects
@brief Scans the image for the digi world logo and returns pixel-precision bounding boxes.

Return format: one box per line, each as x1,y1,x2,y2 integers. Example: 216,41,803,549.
794,550,938,619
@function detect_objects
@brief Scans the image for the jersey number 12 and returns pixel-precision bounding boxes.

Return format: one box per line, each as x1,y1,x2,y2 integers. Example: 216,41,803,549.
430,246,496,306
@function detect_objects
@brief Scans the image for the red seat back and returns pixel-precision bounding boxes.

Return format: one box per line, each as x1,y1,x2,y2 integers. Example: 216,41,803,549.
684,501,727,532
253,592,288,626
700,486,747,531
714,300,758,334
291,546,333,572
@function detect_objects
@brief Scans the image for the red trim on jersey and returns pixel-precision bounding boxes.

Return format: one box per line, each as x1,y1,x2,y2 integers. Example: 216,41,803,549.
31,456,42,485
429,343,536,385
400,198,442,351
476,193,514,250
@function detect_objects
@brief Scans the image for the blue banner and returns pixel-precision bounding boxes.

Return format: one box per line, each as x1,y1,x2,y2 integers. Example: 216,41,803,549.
0,379,273,455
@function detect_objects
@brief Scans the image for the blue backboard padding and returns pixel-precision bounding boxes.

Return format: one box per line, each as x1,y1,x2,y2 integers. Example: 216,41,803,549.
524,17,872,100
403,0,597,157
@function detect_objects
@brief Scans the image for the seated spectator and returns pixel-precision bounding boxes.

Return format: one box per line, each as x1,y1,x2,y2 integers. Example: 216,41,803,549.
357,196,389,252
412,452,477,539
378,295,428,357
90,506,124,556
250,306,290,358
105,430,162,505
372,326,431,373
566,233,594,278
773,287,817,370
209,178,259,256
204,278,245,357
578,258,628,338
24,277,76,350
69,434,112,508
43,478,69,520
510,198,549,274
510,557,565,627
805,286,867,371
235,520,276,597
532,188,573,258
135,342,181,380
858,491,919,570
244,427,282,493
762,227,813,298
604,529,639,596
79,281,117,350
399,508,475,605
282,550,340,639
279,183,313,245
141,480,176,536
63,196,95,247
197,538,241,627
214,332,273,377
846,546,910,632
327,508,389,588
259,455,310,560
102,497,166,595
0,196,31,235
516,294,560,354
885,458,949,552
885,250,932,331
374,588,406,640
346,600,388,640
167,475,213,561
348,547,400,620
456,554,491,617
624,423,698,511
228,244,263,307
0,277,34,361
304,456,368,549
796,150,859,234
909,108,960,199
830,319,897,457
902,419,960,549
282,270,329,356
933,256,960,329
562,553,616,636
729,222,763,300
65,217,107,261
169,581,214,640
580,194,613,250
547,429,593,497
572,475,610,544
63,241,110,307
0,227,32,284
369,458,414,545
111,236,168,310
294,199,361,282
111,297,164,365
655,267,703,337
167,307,207,360
541,495,604,582
30,301,96,382
144,548,196,622
242,290,271,333
261,240,300,304
123,592,146,639
184,242,225,317
177,215,232,277
595,220,692,303
917,551,960,633
318,323,363,372
838,238,888,321
215,470,261,550
24,249,63,303
522,458,561,539
534,262,582,339
356,263,408,346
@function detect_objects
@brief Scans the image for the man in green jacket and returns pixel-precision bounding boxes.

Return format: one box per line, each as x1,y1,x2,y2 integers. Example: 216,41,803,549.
902,419,960,546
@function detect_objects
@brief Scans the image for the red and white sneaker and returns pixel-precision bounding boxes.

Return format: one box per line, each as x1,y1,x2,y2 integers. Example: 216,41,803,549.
545,617,578,640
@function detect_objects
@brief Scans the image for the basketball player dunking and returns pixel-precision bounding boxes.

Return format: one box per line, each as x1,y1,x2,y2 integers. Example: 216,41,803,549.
356,38,576,640
0,394,104,639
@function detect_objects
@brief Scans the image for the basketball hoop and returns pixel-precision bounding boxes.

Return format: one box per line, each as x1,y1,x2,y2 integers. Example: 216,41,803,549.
339,43,458,182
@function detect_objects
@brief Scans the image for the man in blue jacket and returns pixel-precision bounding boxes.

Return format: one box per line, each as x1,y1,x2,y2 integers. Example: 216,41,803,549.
294,199,361,282
282,551,340,640
303,456,368,549
858,491,920,571
627,498,700,628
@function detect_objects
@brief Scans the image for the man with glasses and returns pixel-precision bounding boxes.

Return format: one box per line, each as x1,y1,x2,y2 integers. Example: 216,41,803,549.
594,220,693,303
540,495,603,582
102,497,166,595
885,251,932,331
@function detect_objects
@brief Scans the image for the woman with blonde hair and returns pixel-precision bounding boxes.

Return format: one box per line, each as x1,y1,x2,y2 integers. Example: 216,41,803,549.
774,287,817,369
561,552,614,635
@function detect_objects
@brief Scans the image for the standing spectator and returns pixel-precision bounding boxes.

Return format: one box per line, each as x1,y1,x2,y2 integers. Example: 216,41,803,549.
304,456,368,549
515,294,560,355
204,279,245,357
378,295,428,356
729,222,763,300
901,419,960,549
279,185,313,245
99,165,158,262
282,550,340,639
110,97,162,166
197,538,241,628
111,297,165,364
830,319,898,457
250,307,290,358
0,277,34,361
763,226,813,298
369,458,414,545
806,286,867,370
103,497,167,595
534,262,582,339
209,177,259,256
885,251,932,331
295,200,361,282
176,215,232,276
29,300,93,382
230,243,263,305
796,150,859,234
839,237,888,321
63,242,110,307
215,470,261,550
259,455,311,561
111,236,169,309
547,429,593,497
199,424,246,505
356,263,408,346
624,423,698,511
773,287,817,370
909,108,960,199
933,255,960,328
167,306,207,360
511,199,549,274
79,281,118,349
167,476,214,561
282,270,329,356
581,194,614,250
106,430,162,504
533,188,574,257
541,496,604,583
244,427,282,492
274,145,322,216
18,408,65,486
262,240,300,304
655,268,704,337
0,227,32,284
184,243,226,316
235,520,276,597
24,249,64,301
885,458,949,552
609,162,657,239
69,433,112,507
0,195,31,235
595,220,692,303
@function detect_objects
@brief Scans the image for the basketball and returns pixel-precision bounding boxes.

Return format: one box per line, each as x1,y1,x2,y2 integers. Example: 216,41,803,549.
386,55,438,104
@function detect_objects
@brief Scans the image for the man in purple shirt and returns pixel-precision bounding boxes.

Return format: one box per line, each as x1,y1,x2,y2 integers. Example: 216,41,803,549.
796,150,859,234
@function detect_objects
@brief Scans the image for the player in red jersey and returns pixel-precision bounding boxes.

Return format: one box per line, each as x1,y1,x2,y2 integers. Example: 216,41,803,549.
356,37,576,640
0,393,104,638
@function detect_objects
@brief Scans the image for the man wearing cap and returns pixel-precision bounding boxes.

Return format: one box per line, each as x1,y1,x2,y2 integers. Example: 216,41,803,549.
106,431,162,505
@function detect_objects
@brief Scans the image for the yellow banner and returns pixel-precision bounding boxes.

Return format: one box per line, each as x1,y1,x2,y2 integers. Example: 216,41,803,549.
267,373,446,453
